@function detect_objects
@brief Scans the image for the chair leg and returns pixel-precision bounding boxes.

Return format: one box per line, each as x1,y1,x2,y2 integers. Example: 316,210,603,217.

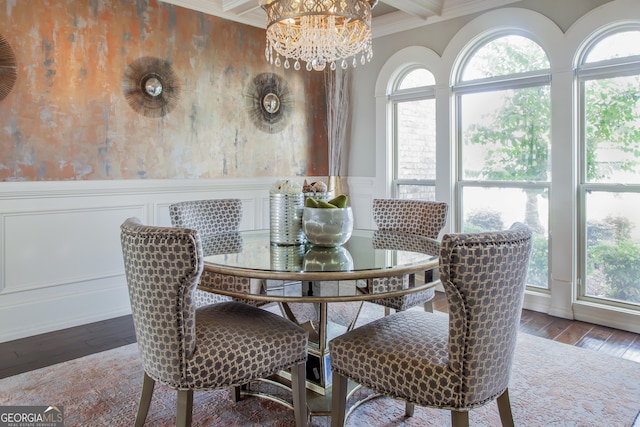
134,372,155,427
384,306,392,316
496,388,515,427
291,361,308,427
331,371,349,427
176,389,193,427
405,402,415,417
451,410,469,427
232,385,241,402
423,299,434,313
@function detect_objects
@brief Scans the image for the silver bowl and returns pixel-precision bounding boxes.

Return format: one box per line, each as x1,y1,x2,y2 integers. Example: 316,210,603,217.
302,207,353,247
303,246,354,271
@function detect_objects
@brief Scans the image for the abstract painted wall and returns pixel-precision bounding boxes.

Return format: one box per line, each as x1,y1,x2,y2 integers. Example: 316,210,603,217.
0,0,327,181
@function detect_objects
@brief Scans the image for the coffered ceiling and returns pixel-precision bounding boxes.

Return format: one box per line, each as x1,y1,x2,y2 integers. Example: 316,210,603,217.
160,0,521,37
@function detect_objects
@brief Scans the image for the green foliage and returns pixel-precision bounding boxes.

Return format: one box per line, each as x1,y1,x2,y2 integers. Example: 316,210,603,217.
588,216,639,303
466,38,640,184
465,37,551,183
528,235,549,288
463,36,640,297
465,210,504,232
591,240,640,303
585,79,640,182
605,215,634,242
463,210,547,287
587,216,631,247
464,35,549,79
467,85,551,182
586,219,615,246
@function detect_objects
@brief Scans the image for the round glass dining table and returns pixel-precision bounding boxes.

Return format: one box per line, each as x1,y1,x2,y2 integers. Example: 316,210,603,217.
198,228,440,418
200,229,440,303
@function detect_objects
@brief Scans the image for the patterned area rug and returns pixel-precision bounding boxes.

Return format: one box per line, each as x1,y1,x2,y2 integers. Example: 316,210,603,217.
1,311,639,426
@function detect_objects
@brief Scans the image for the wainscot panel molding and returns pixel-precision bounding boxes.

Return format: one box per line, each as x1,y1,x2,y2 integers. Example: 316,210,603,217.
0,178,376,342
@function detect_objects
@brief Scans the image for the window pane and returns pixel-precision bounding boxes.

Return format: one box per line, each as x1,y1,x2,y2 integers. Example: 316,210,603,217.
461,35,549,81
397,185,435,200
584,31,640,63
461,186,549,288
398,68,435,89
397,99,436,180
460,86,551,181
584,191,640,306
584,75,640,184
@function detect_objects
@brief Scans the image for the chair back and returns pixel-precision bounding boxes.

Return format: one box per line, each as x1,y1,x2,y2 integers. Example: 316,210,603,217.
169,199,242,236
439,222,533,407
373,199,448,238
120,217,202,386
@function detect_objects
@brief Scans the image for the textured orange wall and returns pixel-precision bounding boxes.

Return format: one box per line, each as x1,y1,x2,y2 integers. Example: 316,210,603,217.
0,0,327,181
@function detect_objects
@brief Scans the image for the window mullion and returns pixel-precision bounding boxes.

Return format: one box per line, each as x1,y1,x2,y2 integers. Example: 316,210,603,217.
453,71,551,95
578,59,640,80
388,87,436,102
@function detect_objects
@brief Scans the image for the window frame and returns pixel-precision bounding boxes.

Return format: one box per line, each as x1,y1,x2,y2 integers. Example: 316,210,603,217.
576,28,640,309
452,34,553,289
388,67,438,199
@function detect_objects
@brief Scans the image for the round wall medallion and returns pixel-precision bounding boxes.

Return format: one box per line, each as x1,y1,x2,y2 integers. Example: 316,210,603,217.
0,33,17,101
122,57,181,118
245,73,293,133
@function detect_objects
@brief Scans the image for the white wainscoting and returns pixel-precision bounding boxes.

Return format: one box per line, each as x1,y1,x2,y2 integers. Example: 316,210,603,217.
0,177,375,342
6,178,633,340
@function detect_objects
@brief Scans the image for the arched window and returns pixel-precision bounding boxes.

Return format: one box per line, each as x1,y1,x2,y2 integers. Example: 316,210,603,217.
397,68,435,89
453,34,551,288
577,28,640,308
389,66,437,199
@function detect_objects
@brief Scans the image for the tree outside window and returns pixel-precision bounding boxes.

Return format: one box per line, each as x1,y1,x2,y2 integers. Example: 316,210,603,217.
457,35,551,288
580,30,640,306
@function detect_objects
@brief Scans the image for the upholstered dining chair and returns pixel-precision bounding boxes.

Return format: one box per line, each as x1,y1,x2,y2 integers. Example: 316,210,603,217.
370,198,448,315
169,198,269,308
330,223,533,427
120,218,309,427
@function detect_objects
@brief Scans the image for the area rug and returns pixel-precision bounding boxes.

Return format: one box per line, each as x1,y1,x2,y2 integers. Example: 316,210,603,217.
1,330,639,426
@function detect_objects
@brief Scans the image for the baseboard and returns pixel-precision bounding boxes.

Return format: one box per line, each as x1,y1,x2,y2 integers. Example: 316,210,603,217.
0,283,131,343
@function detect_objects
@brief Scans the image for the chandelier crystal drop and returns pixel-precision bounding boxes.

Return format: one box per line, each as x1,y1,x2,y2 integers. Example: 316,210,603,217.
260,0,377,71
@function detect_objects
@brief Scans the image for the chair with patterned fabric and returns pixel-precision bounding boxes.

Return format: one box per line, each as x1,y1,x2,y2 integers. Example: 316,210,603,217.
330,223,533,427
170,198,243,236
169,198,271,308
369,199,448,315
120,218,308,427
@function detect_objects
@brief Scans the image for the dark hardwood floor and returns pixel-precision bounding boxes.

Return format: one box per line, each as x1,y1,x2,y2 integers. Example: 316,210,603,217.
1,291,639,380
0,315,137,379
431,292,640,363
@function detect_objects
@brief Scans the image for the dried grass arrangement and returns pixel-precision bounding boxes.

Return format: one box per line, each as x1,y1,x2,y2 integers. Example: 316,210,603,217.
325,68,351,177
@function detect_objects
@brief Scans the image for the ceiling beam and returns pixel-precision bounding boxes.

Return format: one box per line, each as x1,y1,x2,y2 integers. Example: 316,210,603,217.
222,0,261,15
159,0,264,27
380,0,443,20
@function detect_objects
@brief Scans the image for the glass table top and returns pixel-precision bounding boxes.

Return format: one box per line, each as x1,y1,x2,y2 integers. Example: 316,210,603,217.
202,229,439,279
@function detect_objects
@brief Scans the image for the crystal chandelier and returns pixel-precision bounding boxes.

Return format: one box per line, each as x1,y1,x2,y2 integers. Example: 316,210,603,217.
260,0,377,71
